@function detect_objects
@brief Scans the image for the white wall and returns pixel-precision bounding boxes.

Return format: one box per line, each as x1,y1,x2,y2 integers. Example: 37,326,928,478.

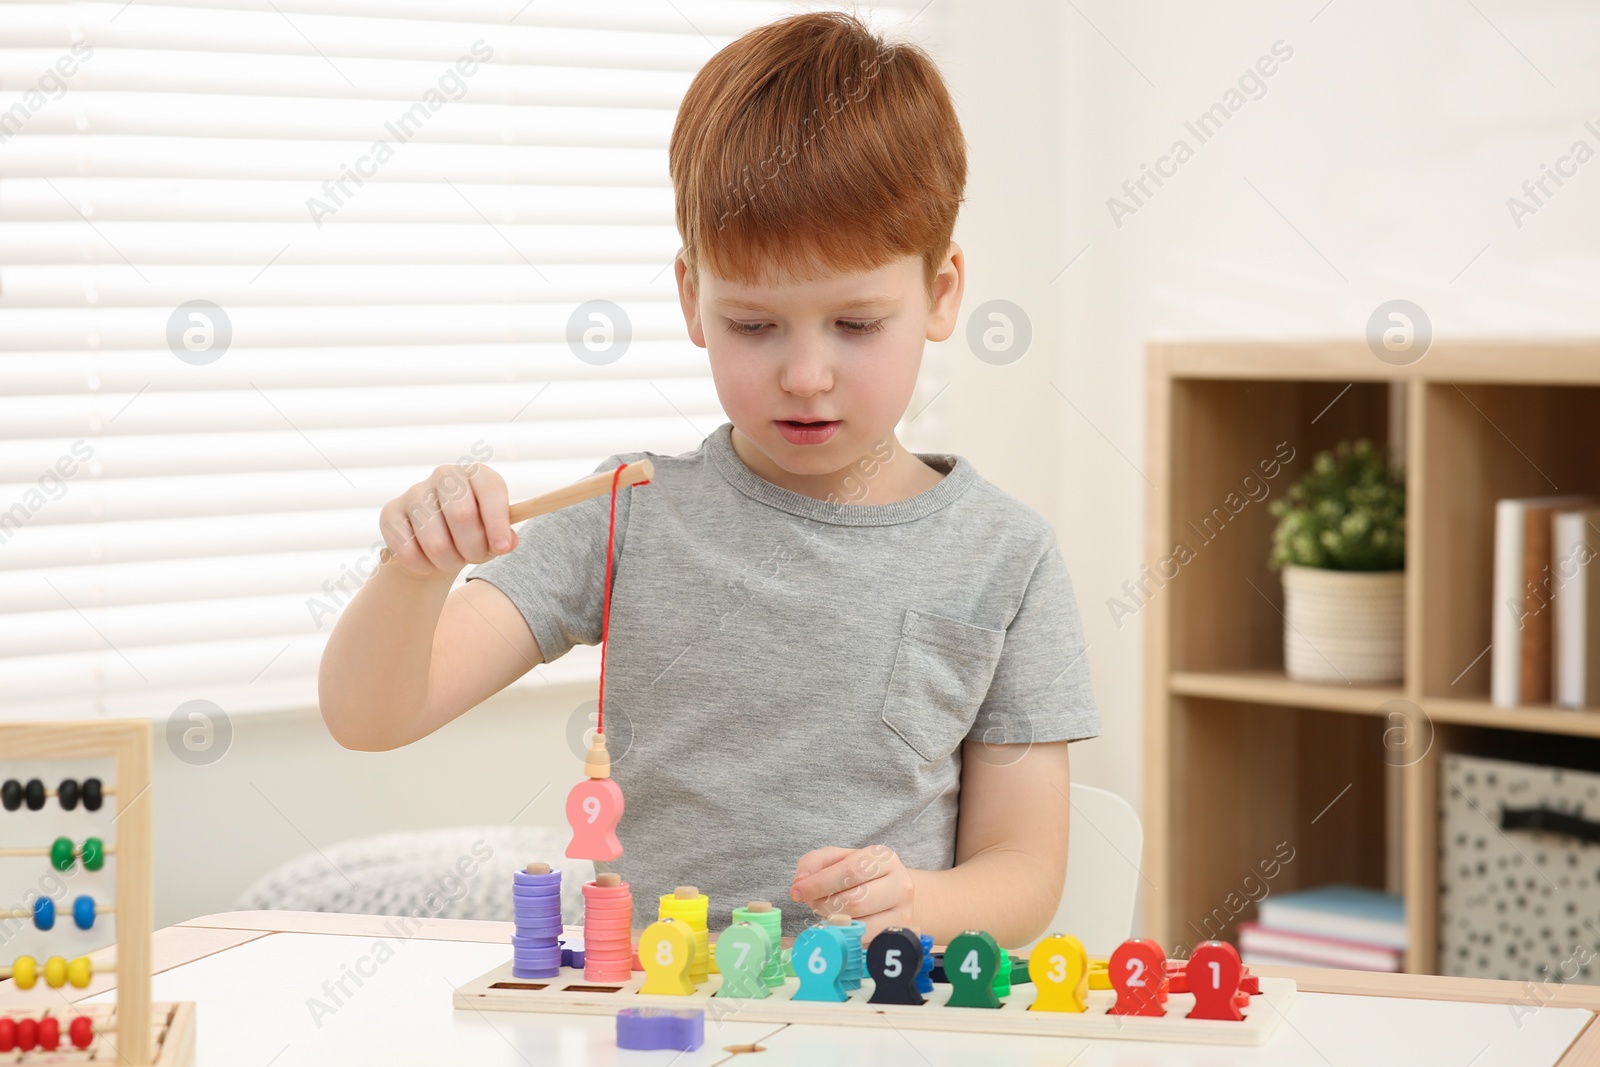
148,0,1600,926
151,683,588,928
929,0,1600,825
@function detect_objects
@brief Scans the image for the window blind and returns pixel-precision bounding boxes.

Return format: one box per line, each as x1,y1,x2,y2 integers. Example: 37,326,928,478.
0,0,921,720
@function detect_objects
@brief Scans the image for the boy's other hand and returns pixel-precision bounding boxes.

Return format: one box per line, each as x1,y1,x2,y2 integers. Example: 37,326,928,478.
789,843,914,942
379,462,517,579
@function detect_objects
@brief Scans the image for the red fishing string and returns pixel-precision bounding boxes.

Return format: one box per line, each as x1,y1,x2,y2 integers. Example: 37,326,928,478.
596,462,645,737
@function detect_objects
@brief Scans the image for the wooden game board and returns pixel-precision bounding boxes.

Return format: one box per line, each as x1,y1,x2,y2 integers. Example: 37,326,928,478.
453,959,1296,1046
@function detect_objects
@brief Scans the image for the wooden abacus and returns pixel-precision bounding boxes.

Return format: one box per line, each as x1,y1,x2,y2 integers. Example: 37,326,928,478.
0,721,195,1065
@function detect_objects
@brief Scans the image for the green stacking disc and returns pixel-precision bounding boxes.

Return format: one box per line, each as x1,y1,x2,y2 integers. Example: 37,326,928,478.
991,943,1013,997
50,836,74,872
81,837,104,871
945,930,1002,1009
732,904,786,987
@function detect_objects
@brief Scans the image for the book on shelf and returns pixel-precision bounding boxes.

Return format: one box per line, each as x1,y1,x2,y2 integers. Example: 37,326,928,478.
1491,496,1598,708
1254,884,1406,950
1237,922,1402,972
1554,506,1600,709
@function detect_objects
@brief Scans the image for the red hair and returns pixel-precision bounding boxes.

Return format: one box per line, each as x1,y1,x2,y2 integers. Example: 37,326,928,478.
669,10,967,297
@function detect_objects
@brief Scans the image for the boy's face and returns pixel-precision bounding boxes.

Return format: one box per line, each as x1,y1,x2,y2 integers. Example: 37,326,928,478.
674,246,964,498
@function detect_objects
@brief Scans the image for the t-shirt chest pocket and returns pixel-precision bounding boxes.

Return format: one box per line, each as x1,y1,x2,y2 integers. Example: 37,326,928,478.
879,608,1006,762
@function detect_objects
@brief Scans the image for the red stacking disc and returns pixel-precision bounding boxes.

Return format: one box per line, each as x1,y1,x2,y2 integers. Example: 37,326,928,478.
582,878,634,982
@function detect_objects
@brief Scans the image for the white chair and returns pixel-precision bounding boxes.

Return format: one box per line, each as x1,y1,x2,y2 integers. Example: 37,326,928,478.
1022,783,1144,956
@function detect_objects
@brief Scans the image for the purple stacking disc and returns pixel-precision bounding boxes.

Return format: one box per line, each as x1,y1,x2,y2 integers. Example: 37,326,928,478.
616,1008,704,1052
513,869,562,887
513,961,560,980
513,907,563,921
515,951,562,966
512,887,561,900
512,936,562,952
515,953,566,972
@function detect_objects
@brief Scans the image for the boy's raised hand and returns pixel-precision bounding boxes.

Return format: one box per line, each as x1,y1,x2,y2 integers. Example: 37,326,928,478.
378,462,518,579
790,844,915,941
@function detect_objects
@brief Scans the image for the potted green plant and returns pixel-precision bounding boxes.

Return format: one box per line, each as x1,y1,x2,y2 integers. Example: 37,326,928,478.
1268,439,1406,684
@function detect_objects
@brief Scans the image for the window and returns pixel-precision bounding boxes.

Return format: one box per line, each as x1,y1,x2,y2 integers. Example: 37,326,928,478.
0,2,923,720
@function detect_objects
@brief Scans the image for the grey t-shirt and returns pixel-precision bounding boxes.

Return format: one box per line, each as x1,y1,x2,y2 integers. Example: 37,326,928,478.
466,422,1098,935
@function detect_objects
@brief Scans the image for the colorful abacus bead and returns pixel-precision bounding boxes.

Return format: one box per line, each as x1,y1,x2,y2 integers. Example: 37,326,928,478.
12,955,36,989
511,862,562,980
70,1016,94,1049
47,837,105,873
67,957,92,988
33,896,53,931
6,956,100,990
37,1016,59,1051
0,778,47,811
1,777,102,811
730,901,785,987
74,895,96,931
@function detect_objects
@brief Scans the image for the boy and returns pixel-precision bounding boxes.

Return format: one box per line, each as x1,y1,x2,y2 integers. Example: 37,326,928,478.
318,11,1098,946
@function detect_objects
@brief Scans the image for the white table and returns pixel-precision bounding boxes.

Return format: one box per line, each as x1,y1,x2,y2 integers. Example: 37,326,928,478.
12,912,1600,1065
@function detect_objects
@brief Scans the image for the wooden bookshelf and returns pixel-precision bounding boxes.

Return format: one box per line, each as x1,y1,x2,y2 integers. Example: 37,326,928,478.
1143,342,1600,975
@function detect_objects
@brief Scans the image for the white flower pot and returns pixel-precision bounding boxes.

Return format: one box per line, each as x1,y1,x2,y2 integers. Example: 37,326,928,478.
1281,565,1405,685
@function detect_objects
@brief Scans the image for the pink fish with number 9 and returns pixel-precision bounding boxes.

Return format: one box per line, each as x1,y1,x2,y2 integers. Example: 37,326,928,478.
565,777,625,861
